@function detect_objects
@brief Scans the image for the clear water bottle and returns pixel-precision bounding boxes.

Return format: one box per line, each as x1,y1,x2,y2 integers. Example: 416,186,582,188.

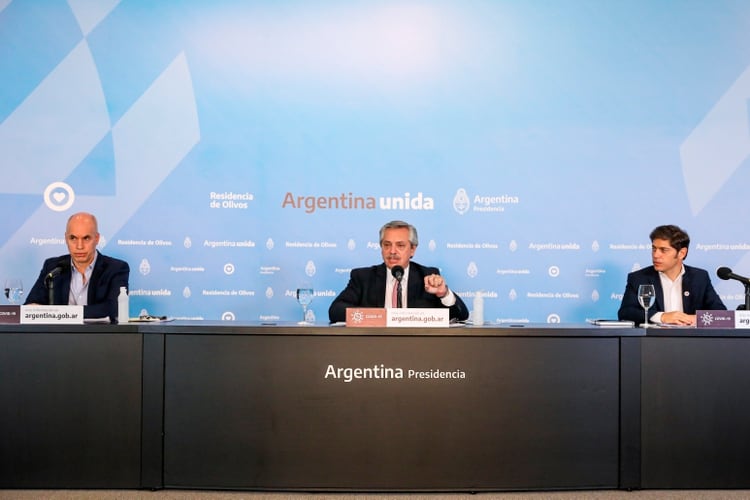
472,291,484,326
118,286,129,324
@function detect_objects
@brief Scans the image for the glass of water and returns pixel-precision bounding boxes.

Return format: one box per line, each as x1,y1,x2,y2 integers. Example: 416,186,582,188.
637,284,655,327
296,283,314,325
4,279,24,304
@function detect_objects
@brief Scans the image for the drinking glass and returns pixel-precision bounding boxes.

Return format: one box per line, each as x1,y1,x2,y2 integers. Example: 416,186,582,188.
296,283,314,325
4,278,24,304
637,284,655,328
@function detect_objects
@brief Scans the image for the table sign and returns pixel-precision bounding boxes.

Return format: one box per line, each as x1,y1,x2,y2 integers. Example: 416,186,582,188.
0,305,20,324
345,307,450,327
387,307,449,327
735,310,750,328
696,310,735,328
345,307,386,327
20,305,84,324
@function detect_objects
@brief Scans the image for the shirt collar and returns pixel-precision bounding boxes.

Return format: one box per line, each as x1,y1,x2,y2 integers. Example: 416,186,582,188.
71,251,98,276
658,264,685,283
388,264,410,284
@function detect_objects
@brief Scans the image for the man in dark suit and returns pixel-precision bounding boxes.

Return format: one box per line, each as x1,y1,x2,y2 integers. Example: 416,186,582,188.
618,224,725,326
25,212,130,323
328,220,469,323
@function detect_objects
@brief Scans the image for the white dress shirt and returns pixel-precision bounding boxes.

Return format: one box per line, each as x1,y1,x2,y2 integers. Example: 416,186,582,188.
651,265,685,323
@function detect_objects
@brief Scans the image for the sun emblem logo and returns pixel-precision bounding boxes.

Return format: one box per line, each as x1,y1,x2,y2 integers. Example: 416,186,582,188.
700,311,714,325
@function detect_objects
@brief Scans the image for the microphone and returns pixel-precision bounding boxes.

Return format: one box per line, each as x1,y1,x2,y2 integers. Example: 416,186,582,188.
391,265,404,282
46,258,70,280
391,266,404,308
45,257,69,305
717,267,750,285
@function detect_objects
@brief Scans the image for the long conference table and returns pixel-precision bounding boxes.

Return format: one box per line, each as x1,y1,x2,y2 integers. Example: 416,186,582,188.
2,322,750,492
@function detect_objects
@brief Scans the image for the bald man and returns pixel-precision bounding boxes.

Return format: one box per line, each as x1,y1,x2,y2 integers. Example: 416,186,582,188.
25,212,130,323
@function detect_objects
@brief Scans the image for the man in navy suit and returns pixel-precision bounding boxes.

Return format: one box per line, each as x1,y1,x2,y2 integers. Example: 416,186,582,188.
618,224,725,326
328,220,469,323
25,212,130,323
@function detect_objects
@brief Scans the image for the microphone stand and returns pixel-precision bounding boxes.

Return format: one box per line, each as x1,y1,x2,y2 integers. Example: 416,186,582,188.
46,275,55,305
744,283,750,311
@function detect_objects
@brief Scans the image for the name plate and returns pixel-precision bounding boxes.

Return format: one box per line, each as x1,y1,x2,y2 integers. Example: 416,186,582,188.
735,310,750,328
0,305,21,324
696,310,735,328
345,307,450,327
20,305,84,324
387,308,449,327
346,308,386,327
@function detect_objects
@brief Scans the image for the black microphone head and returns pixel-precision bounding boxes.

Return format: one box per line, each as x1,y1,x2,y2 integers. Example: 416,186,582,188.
717,267,733,280
47,257,70,279
391,265,404,281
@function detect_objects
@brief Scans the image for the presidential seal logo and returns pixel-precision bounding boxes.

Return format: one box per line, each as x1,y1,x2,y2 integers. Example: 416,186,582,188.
453,188,470,215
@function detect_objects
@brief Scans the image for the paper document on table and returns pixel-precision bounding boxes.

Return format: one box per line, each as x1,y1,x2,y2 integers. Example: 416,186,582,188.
588,319,635,327
84,317,111,324
128,315,174,323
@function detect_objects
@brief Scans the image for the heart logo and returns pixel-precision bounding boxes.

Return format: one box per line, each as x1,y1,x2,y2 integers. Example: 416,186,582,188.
43,181,75,212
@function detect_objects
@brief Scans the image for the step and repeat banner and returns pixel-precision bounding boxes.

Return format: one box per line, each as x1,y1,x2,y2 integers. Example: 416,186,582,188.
2,0,750,323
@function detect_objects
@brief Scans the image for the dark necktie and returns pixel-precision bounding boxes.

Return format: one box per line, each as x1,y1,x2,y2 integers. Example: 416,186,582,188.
392,280,403,308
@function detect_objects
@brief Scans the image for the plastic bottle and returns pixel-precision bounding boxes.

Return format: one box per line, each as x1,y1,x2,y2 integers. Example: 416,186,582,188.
118,286,129,324
472,291,484,326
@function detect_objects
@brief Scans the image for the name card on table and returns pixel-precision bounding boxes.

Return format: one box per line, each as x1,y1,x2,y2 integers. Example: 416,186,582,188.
20,305,84,324
387,308,449,328
735,310,750,328
345,307,450,327
0,305,20,324
696,310,735,328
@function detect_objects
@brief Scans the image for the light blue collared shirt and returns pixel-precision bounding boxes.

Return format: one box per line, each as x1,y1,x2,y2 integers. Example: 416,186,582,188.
69,252,98,306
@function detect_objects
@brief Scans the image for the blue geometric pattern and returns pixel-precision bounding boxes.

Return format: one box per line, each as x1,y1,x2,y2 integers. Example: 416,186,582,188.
1,1,749,323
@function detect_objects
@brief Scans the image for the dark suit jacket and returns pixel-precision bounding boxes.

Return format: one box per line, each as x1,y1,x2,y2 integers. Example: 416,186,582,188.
617,264,725,325
25,252,130,323
328,261,469,323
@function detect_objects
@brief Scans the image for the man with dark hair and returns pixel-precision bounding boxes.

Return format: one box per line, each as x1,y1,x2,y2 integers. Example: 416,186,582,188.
328,220,469,323
618,224,725,326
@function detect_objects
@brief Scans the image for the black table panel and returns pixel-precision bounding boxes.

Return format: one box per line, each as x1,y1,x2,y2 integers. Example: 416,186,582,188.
0,329,142,488
163,332,620,491
640,335,750,488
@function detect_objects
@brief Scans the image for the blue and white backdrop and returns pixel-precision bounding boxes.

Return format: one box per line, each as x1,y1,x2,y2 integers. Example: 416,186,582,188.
2,0,750,323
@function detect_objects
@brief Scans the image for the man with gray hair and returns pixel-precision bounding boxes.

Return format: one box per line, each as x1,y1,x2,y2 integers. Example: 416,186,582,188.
328,220,468,323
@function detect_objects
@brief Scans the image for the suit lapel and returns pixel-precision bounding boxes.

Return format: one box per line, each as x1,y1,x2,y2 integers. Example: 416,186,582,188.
649,268,666,312
57,255,72,305
87,254,105,304
370,265,388,307
406,265,422,306
681,267,692,312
